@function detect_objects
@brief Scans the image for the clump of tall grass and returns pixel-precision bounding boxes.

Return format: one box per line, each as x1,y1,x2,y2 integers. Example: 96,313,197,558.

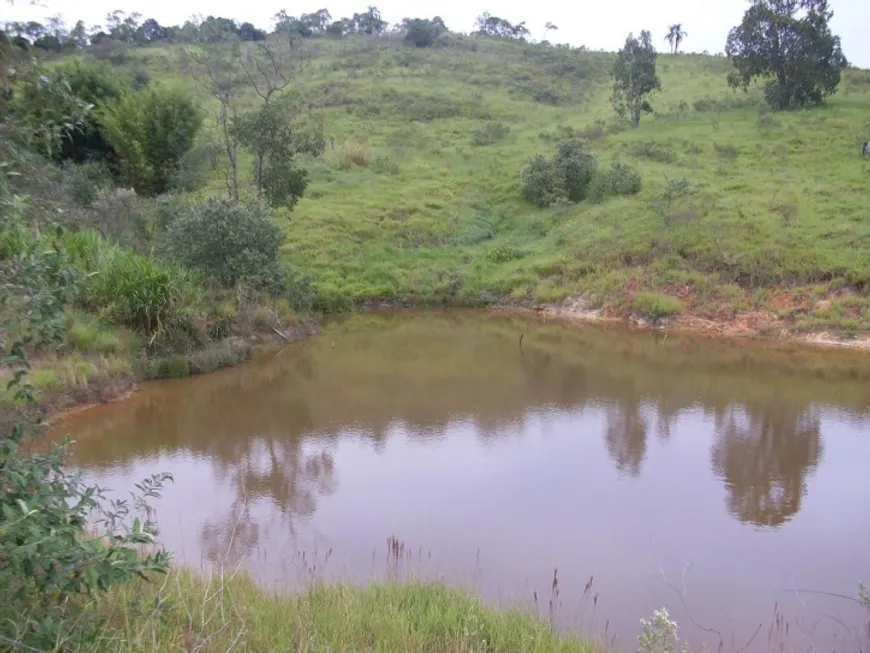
29,354,133,393
630,292,683,319
187,337,252,374
327,140,372,170
78,244,198,338
65,312,127,354
63,228,107,274
88,573,598,653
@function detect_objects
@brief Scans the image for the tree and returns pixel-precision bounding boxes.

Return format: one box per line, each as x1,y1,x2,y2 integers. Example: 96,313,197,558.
358,6,387,35
68,20,89,48
301,8,332,33
138,18,167,44
238,22,267,41
326,20,344,37
665,23,687,54
182,29,245,198
402,17,447,48
725,0,846,110
51,59,125,164
183,23,309,200
105,10,141,43
99,86,202,195
474,12,529,39
611,30,660,127
542,21,558,42
230,97,323,208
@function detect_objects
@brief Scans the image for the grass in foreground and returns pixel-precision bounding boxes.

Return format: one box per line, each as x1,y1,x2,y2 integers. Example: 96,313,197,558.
79,572,597,653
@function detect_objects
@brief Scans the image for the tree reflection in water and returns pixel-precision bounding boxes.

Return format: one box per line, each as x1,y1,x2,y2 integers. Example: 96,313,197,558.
200,438,336,565
604,395,649,477
65,312,869,558
711,404,822,528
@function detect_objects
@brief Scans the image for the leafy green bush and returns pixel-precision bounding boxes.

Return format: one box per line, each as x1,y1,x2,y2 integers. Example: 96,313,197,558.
521,155,565,207
487,245,519,263
262,162,308,210
554,137,598,201
588,161,643,203
62,160,113,208
99,86,202,196
1,345,171,651
162,197,286,292
11,59,123,164
523,137,598,206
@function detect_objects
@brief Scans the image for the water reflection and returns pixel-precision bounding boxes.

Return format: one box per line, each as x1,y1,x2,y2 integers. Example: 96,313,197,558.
57,312,870,652
65,313,870,530
604,395,649,477
712,404,823,527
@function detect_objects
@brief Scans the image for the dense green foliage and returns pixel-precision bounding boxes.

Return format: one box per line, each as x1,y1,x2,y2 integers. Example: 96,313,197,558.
98,86,202,195
725,0,847,109
1,169,171,650
7,59,125,164
587,161,643,203
401,17,447,48
522,138,600,206
162,197,285,291
230,98,325,208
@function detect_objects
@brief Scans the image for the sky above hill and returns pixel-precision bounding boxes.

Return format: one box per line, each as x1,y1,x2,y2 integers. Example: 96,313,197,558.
7,0,870,67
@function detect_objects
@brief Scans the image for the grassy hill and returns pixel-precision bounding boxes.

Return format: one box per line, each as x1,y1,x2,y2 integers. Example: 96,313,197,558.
94,36,870,329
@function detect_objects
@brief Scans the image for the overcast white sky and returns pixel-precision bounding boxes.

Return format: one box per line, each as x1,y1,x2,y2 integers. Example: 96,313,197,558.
6,0,870,67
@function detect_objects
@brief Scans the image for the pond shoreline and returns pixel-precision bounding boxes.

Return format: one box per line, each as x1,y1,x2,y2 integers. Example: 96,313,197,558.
494,296,870,351
44,300,870,423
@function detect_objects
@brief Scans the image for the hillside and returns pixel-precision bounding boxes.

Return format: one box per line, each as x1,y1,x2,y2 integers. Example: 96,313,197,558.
121,35,870,334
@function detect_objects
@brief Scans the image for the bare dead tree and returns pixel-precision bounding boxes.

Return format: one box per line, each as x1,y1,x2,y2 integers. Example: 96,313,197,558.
182,26,245,200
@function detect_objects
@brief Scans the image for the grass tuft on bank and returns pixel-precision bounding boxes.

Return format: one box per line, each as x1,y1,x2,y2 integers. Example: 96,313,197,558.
85,573,598,653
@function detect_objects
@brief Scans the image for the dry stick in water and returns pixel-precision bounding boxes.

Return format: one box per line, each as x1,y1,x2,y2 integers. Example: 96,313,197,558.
660,563,763,653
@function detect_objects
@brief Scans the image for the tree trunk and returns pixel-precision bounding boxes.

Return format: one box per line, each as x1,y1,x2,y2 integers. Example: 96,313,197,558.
256,153,264,194
228,145,239,201
217,99,239,200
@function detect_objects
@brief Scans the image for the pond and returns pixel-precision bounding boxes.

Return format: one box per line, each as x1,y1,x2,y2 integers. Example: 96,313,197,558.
56,311,870,652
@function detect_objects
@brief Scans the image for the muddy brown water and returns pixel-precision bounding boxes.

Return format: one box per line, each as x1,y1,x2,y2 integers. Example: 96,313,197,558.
56,312,870,652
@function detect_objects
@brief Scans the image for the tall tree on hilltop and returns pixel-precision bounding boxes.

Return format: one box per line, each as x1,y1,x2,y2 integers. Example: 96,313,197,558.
725,0,847,110
611,30,661,127
474,12,529,39
665,23,687,54
542,21,558,42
